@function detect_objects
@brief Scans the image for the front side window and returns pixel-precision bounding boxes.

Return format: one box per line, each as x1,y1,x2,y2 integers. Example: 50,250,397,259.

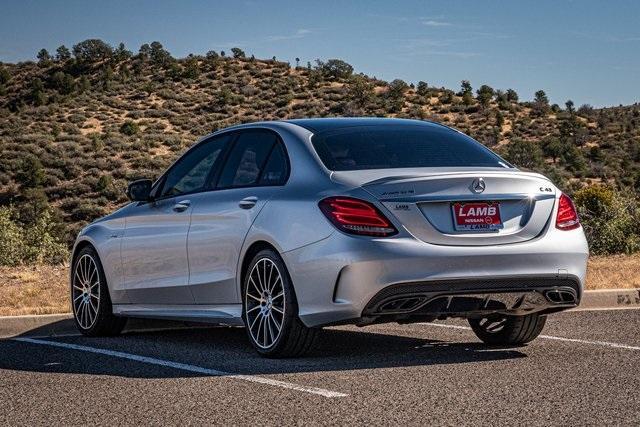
160,134,230,197
311,125,511,171
218,130,286,188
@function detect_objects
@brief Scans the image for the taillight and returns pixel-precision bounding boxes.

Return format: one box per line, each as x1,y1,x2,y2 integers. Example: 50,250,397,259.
555,193,580,230
319,197,398,237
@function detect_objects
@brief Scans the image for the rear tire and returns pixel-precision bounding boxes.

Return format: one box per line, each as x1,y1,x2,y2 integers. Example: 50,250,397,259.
468,313,546,345
242,249,316,358
71,246,127,336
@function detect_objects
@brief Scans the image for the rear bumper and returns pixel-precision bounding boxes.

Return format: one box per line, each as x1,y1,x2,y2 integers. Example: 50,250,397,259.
361,277,579,323
282,227,588,327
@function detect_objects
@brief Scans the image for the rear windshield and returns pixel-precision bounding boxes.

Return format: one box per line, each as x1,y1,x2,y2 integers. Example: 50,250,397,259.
311,125,510,171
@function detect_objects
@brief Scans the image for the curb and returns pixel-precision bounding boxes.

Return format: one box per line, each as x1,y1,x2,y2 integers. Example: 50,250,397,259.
1,289,639,339
0,314,212,339
0,313,73,338
577,288,640,311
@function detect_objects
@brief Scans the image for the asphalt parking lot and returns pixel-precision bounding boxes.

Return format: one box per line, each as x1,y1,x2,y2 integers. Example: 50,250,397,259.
1,309,638,425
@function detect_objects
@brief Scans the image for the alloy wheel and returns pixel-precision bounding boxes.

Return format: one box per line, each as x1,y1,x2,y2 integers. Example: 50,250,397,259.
245,257,286,349
72,254,101,329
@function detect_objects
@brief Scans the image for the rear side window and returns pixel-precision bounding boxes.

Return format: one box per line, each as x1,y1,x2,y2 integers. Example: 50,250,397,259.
311,125,510,171
218,130,288,188
259,143,288,185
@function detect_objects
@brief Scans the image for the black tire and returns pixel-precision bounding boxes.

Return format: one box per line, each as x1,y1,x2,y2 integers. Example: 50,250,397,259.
242,249,317,358
468,313,546,346
71,246,127,336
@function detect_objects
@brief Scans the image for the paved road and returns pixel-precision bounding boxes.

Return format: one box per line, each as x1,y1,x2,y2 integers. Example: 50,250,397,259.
1,309,638,425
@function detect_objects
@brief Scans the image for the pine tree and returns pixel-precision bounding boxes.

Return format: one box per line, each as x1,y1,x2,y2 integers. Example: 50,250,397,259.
37,49,52,66
56,45,71,61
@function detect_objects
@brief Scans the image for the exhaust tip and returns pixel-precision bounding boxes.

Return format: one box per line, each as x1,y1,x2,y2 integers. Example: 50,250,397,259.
378,297,426,313
545,289,577,305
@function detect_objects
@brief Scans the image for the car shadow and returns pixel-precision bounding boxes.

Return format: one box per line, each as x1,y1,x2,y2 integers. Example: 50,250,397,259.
0,319,527,379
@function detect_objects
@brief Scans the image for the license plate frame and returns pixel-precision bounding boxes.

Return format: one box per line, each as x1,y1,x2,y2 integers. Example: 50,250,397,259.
451,201,503,232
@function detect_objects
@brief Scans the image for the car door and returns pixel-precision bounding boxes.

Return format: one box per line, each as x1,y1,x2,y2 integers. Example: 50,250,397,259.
187,129,290,304
121,134,232,304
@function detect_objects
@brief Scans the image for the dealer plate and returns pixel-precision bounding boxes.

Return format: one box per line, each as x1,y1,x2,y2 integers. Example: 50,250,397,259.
451,202,503,232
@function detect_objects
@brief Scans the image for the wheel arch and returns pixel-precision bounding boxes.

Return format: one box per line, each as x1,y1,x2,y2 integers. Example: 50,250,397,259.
71,239,96,266
70,238,99,284
239,240,281,292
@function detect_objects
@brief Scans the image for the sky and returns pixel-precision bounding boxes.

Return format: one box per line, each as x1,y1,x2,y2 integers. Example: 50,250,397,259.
0,0,638,107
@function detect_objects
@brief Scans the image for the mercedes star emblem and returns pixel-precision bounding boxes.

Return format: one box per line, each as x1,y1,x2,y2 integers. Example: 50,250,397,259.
471,178,486,193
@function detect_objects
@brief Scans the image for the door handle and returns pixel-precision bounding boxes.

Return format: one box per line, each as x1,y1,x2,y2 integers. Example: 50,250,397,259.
173,200,191,212
239,196,258,209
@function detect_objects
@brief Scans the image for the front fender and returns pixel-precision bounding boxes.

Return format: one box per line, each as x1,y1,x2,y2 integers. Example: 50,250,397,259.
71,218,128,304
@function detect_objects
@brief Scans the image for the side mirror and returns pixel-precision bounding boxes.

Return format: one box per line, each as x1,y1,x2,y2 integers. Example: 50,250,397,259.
126,179,153,202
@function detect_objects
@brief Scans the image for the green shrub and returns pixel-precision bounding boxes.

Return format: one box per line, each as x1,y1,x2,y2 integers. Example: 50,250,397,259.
0,206,68,266
573,185,640,255
15,156,45,189
0,66,10,85
120,120,140,136
574,185,614,216
0,207,24,266
500,139,544,171
315,59,353,80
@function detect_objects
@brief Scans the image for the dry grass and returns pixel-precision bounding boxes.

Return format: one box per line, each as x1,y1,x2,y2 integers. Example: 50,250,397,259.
1,255,639,316
0,265,69,316
586,254,640,290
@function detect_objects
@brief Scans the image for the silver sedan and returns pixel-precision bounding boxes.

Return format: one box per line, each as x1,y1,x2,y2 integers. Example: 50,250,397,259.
70,118,589,357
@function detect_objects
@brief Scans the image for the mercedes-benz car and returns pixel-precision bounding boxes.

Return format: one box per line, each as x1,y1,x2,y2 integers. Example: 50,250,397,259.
70,118,589,357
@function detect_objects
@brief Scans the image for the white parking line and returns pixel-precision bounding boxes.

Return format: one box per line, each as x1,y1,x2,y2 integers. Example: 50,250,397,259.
536,334,640,351
24,325,217,340
13,337,347,398
423,323,640,351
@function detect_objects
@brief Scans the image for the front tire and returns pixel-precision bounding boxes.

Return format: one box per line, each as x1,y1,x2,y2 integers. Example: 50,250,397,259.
468,313,546,345
71,246,127,336
242,249,316,358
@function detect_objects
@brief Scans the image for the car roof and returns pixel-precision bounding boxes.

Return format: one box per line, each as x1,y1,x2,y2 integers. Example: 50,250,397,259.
285,117,450,133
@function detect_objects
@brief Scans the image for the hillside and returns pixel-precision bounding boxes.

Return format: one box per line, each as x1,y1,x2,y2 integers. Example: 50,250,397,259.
0,39,639,253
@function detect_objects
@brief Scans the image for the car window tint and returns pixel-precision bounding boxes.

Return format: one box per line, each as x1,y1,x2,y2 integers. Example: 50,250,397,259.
311,125,510,171
259,142,288,185
161,134,230,197
218,130,277,188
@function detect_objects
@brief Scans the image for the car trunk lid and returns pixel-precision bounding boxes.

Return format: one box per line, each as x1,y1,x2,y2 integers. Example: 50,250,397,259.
332,168,556,246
